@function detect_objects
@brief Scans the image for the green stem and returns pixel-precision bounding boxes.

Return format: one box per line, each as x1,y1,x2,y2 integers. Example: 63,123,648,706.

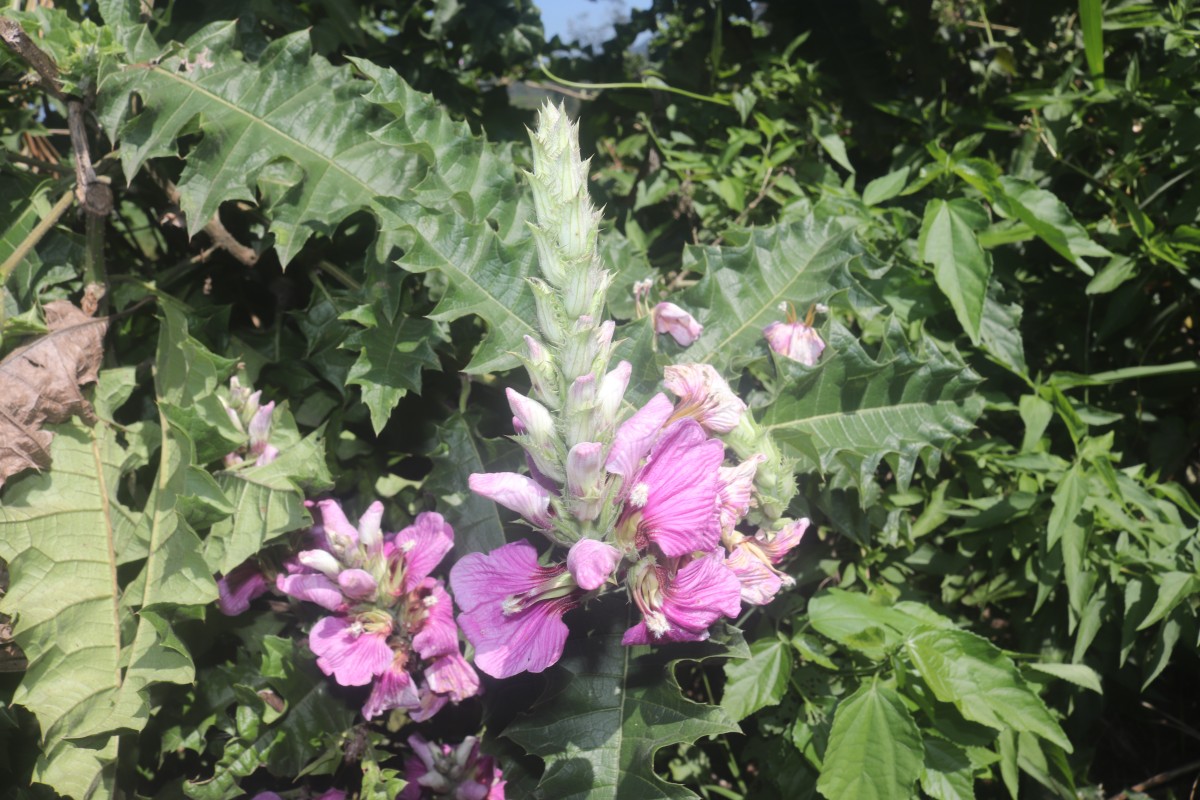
0,188,74,283
538,59,731,108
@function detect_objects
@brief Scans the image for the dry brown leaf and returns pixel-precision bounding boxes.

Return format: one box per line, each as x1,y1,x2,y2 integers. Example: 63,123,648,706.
0,300,108,489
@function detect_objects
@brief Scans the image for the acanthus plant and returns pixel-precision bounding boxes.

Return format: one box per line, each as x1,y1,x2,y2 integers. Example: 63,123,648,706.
450,103,812,680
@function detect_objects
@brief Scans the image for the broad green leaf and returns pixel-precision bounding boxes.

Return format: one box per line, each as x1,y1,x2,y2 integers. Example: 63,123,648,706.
678,217,858,375
816,681,923,800
722,635,793,721
424,414,524,556
978,287,1027,376
762,319,983,494
904,630,1072,751
504,612,741,800
0,423,133,798
918,198,991,343
97,25,422,265
920,738,975,800
807,589,928,660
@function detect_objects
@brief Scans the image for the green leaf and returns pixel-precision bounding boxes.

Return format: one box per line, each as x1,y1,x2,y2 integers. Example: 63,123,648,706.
1136,571,1199,631
815,681,924,800
679,217,859,375
861,167,910,207
920,738,976,800
762,319,983,494
807,589,928,660
811,110,855,173
978,286,1027,376
1079,0,1106,89
341,301,440,434
992,177,1110,276
504,611,741,800
918,198,991,343
722,635,793,721
423,414,524,556
1024,662,1103,694
904,630,1072,752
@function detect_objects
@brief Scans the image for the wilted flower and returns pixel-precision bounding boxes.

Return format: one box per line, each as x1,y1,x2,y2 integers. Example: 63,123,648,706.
724,519,809,605
652,302,703,346
764,303,825,365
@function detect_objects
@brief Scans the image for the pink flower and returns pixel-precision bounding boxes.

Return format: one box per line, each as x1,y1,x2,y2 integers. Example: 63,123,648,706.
618,419,724,557
662,363,747,434
424,651,481,703
605,392,674,479
411,579,459,660
653,302,703,346
623,553,742,644
400,735,506,800
277,571,345,612
764,320,825,365
308,614,394,687
567,539,622,591
390,512,455,594
468,472,552,528
450,541,579,678
216,561,270,615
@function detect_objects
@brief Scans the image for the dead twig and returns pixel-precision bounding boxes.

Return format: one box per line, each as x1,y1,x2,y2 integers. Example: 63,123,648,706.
154,173,259,267
1107,759,1200,800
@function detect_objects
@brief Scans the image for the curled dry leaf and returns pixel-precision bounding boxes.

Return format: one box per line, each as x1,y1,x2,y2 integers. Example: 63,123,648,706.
0,300,108,489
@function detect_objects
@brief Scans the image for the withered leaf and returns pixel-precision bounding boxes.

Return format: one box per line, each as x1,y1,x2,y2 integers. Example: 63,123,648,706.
0,300,108,489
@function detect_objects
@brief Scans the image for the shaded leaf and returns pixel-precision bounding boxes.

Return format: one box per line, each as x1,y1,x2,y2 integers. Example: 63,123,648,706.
722,635,792,721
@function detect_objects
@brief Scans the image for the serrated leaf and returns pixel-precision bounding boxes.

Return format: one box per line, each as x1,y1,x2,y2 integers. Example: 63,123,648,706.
97,24,425,265
504,612,740,800
918,198,991,343
1024,662,1103,694
341,308,439,434
816,681,923,800
762,319,983,494
722,635,793,721
904,630,1072,752
678,217,858,375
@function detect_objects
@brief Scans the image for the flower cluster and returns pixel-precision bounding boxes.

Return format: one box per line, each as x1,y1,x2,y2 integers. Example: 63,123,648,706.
277,500,479,721
400,735,506,800
449,104,809,680
221,376,281,467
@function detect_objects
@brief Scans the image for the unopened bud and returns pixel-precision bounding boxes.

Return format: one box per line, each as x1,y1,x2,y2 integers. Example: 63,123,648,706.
528,277,566,344
595,360,631,432
298,549,342,579
521,335,560,408
565,374,597,445
566,442,604,520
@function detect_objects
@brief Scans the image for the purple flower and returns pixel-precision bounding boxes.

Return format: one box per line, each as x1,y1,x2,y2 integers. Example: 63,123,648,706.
764,319,825,366
567,539,622,591
623,553,742,644
400,735,506,800
450,541,579,678
309,614,394,687
662,363,747,434
652,302,703,346
216,561,270,615
277,571,345,612
618,419,724,557
411,579,459,660
467,472,552,528
425,651,481,703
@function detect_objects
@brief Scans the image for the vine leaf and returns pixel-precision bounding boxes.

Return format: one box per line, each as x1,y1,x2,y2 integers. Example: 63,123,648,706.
761,319,984,496
0,300,107,488
504,609,743,800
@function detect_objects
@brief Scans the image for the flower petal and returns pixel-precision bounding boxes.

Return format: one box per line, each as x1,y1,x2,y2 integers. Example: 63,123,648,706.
567,539,622,591
276,572,345,611
467,472,552,528
457,596,572,678
393,511,455,592
362,660,419,720
412,579,459,660
425,651,480,702
216,562,269,616
309,616,393,687
634,419,724,556
606,392,674,479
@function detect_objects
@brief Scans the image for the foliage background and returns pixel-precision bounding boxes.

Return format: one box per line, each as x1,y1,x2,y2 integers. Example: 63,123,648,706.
2,0,1199,799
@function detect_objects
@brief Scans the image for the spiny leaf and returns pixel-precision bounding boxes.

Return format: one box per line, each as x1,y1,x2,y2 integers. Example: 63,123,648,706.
504,611,742,800
761,319,983,495
677,217,859,374
96,23,423,265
